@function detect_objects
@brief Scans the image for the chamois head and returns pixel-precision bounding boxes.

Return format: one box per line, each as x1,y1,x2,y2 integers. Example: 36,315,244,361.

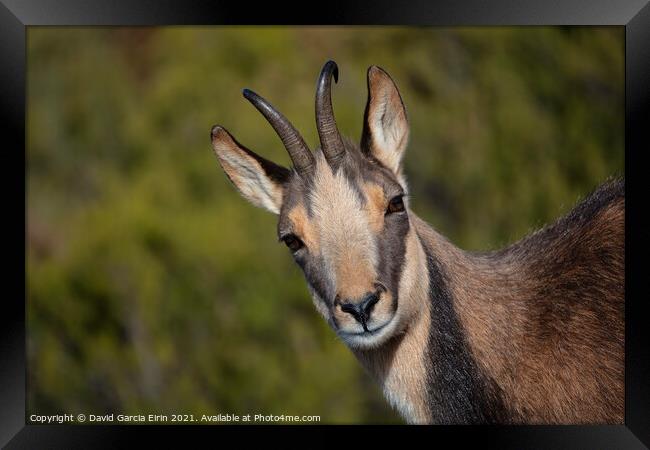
211,61,417,349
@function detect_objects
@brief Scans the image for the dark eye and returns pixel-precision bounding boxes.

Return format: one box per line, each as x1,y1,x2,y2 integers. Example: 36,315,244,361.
281,234,304,252
386,195,405,215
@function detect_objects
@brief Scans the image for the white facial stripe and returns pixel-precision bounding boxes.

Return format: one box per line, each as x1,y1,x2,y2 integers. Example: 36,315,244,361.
309,155,378,298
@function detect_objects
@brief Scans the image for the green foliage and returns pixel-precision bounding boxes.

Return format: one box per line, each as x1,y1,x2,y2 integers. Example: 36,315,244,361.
27,27,623,423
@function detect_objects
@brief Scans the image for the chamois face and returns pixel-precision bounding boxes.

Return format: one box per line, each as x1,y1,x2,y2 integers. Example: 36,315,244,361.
277,145,410,347
212,62,413,349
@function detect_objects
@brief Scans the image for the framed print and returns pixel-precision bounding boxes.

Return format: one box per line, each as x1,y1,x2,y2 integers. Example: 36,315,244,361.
3,0,649,447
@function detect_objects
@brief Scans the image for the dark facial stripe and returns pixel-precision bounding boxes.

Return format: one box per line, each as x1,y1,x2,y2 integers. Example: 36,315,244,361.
421,243,511,424
376,211,409,311
297,254,329,301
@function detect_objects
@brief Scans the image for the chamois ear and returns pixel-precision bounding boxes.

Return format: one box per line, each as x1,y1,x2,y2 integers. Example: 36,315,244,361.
360,66,409,176
211,125,290,214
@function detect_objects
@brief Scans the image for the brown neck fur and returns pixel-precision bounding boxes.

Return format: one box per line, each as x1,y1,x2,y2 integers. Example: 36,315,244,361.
352,179,624,424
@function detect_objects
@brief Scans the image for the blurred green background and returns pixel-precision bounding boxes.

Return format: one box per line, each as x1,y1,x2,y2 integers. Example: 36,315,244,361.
27,27,623,424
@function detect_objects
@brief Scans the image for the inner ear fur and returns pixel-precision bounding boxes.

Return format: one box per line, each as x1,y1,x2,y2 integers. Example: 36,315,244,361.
360,66,410,175
211,125,290,214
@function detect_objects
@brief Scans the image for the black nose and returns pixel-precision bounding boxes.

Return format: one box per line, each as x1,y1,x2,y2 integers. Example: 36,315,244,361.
339,292,380,331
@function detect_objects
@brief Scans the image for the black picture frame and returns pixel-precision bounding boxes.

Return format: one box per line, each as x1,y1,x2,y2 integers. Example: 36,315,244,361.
3,1,649,447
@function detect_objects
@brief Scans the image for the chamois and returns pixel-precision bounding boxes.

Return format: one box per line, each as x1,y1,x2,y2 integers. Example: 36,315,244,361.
210,61,624,424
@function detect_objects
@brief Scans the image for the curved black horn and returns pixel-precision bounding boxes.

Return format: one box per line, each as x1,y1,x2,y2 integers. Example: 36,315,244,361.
243,88,314,175
316,60,345,167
